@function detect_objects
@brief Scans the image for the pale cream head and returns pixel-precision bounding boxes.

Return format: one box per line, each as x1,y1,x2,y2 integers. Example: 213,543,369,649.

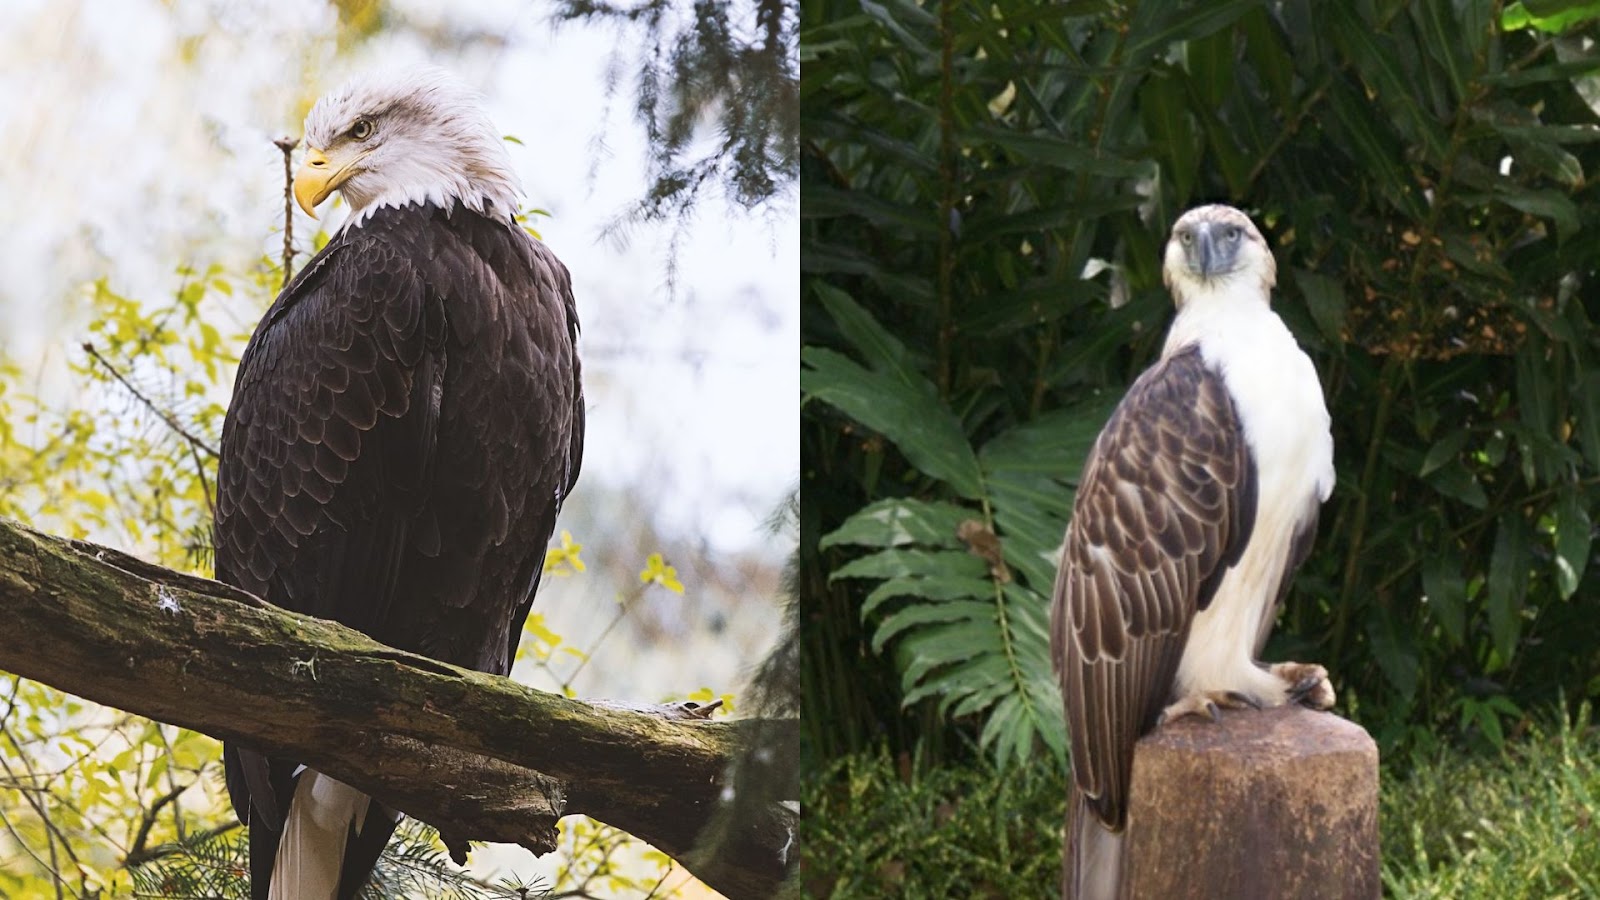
1161,204,1277,306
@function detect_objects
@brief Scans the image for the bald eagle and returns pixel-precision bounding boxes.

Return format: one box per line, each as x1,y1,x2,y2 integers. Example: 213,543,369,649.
1050,205,1335,900
215,67,585,900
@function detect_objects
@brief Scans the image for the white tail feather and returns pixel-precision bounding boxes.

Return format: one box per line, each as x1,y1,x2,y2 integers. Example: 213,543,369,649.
268,771,371,900
1066,791,1124,900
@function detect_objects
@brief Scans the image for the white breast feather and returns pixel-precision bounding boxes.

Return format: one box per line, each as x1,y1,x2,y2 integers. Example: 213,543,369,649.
1162,284,1334,699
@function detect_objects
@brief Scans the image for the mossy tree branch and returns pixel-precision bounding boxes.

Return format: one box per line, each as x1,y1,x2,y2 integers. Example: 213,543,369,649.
0,516,795,899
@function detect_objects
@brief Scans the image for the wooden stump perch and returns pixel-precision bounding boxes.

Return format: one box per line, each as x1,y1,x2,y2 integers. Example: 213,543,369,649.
1121,705,1379,900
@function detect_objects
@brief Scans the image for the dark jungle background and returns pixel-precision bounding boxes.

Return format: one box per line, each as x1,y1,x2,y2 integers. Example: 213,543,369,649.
799,0,1600,895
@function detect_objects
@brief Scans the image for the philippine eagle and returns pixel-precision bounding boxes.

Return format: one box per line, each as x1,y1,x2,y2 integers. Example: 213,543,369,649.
1050,204,1335,900
214,67,585,900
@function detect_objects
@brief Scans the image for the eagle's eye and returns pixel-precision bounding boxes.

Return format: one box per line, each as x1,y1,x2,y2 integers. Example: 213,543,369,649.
1225,225,1242,242
1178,230,1193,246
350,119,375,140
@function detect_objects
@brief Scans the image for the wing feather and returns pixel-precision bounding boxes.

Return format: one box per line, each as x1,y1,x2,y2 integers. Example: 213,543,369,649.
214,228,439,631
1050,344,1255,831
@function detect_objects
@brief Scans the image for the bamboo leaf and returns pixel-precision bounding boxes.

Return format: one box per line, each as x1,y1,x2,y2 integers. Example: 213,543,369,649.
1421,430,1470,477
1486,513,1530,665
1140,67,1200,205
968,126,1154,178
1553,492,1591,599
1491,185,1580,242
1368,608,1422,700
1422,545,1468,648
1294,269,1348,344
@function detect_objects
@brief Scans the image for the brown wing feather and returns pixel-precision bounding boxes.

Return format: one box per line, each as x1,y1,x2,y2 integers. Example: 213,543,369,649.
1049,344,1255,831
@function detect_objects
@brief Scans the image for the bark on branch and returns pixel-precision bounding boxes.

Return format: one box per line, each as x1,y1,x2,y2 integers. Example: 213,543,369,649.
0,516,796,898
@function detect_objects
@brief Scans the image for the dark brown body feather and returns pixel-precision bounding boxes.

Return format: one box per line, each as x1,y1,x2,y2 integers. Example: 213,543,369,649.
215,201,583,898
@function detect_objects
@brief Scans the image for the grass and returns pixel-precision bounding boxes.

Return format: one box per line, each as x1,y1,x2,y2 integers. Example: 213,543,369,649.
1380,705,1600,899
802,706,1600,898
800,747,1062,898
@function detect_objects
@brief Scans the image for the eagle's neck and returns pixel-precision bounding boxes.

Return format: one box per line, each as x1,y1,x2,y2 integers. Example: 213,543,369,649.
342,148,520,230
1162,281,1335,504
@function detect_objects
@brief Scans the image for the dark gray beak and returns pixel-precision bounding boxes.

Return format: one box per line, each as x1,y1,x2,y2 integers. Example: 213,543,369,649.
1189,222,1218,279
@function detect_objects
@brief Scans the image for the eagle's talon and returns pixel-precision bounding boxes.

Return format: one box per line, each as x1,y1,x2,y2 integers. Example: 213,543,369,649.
1160,689,1261,725
1287,675,1319,701
1270,661,1336,710
1224,690,1261,710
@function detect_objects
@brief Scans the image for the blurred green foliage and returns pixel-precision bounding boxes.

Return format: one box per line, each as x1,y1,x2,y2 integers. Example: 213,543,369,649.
802,746,1063,897
800,0,1600,775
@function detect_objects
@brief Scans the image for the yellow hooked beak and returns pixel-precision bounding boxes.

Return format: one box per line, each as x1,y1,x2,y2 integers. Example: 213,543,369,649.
293,147,354,218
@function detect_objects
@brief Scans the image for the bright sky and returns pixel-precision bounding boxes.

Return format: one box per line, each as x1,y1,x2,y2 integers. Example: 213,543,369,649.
0,0,798,560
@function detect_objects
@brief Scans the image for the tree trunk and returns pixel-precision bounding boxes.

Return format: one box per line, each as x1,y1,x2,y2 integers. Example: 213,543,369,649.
0,516,796,898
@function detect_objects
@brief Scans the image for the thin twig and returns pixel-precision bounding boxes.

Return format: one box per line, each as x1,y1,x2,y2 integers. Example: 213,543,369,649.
0,675,21,726
0,806,62,895
123,782,192,868
274,136,299,289
80,343,219,461
121,821,240,870
0,724,76,898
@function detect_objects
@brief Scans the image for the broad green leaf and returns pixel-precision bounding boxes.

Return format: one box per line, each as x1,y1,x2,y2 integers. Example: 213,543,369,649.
1422,545,1468,648
1421,430,1470,476
1517,341,1556,439
1503,0,1600,32
1139,68,1200,205
1578,371,1600,470
1486,513,1530,665
1368,608,1421,700
1329,4,1449,162
1240,7,1294,107
873,601,997,651
1327,82,1420,217
1185,21,1237,109
806,114,938,173
832,547,987,584
803,184,939,236
859,0,935,54
1426,462,1489,509
1491,185,1580,242
1415,0,1469,102
802,347,985,496
813,283,918,384
968,126,1153,178
1294,269,1348,345
1553,492,1591,599
822,497,975,549
863,575,999,618
1130,0,1259,56
1190,92,1253,196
